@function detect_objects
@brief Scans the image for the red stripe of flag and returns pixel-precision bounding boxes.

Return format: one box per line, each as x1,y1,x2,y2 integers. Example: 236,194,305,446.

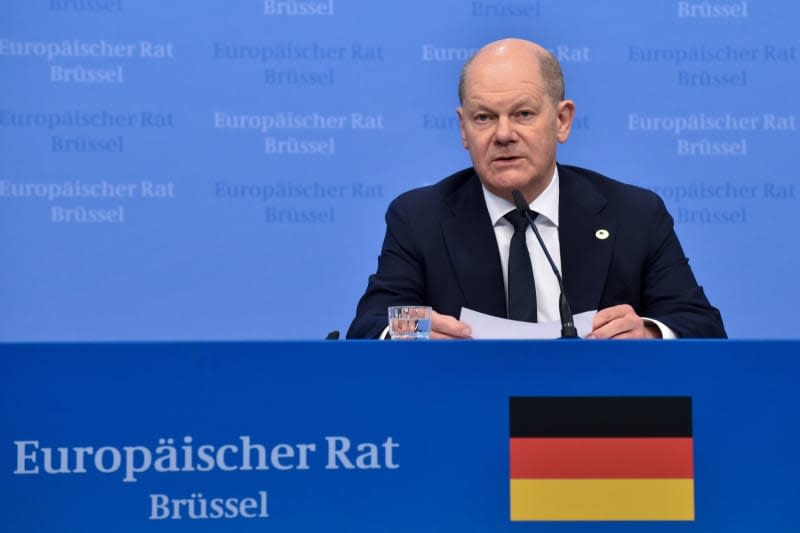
510,437,693,479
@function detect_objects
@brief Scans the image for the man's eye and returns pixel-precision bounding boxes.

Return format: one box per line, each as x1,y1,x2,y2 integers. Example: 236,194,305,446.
517,111,534,119
475,113,491,122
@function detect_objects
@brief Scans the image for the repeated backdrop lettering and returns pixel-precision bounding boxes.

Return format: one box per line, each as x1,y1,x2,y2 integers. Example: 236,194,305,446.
0,1,797,340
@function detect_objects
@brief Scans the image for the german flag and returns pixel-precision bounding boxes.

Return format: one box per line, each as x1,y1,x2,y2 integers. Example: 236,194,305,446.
510,397,694,521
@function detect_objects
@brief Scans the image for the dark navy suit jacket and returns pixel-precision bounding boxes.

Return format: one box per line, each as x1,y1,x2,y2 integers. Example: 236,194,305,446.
347,165,726,339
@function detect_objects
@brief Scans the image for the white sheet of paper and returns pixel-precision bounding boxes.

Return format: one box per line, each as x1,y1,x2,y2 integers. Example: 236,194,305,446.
459,307,597,339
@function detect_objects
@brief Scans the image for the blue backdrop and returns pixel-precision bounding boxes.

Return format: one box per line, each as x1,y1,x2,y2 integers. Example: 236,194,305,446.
1,1,798,340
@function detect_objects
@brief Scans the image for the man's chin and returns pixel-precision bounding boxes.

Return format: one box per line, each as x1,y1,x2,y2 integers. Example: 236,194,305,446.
479,177,527,199
483,169,531,190
479,166,554,198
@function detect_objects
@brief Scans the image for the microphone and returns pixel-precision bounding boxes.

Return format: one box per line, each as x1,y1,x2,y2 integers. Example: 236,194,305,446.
511,189,578,339
325,330,340,340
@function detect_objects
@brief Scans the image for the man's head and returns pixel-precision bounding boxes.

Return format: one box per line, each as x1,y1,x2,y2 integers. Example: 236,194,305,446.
456,38,575,202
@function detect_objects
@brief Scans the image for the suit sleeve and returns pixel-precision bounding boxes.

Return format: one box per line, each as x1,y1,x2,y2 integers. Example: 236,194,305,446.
346,197,427,339
640,196,727,338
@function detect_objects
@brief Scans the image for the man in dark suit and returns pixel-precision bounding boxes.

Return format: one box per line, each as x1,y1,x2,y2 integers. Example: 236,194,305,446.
347,38,725,340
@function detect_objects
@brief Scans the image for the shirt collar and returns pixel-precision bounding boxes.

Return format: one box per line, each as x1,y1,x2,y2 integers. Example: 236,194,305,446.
482,167,560,227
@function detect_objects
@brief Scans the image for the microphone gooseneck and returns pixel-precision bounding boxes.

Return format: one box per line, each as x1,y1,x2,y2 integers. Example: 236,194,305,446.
511,189,579,339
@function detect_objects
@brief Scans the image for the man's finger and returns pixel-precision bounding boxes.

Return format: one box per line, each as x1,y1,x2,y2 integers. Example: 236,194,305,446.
431,311,471,339
591,304,633,330
589,305,649,339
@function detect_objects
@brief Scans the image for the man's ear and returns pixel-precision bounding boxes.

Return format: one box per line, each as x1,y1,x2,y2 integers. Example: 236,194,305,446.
456,107,468,149
556,99,576,144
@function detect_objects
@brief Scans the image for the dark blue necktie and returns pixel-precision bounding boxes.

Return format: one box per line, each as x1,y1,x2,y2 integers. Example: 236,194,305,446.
504,210,537,322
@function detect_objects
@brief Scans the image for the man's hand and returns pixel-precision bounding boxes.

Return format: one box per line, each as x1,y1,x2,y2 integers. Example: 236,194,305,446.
430,311,472,340
586,304,661,339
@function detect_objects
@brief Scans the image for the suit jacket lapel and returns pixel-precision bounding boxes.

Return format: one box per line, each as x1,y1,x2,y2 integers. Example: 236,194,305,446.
558,165,615,314
440,172,507,318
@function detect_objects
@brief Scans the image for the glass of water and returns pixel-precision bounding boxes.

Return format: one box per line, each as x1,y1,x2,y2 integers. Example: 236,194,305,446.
387,306,432,340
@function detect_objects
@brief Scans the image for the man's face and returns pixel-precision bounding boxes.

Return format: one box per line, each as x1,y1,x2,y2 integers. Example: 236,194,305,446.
457,51,574,201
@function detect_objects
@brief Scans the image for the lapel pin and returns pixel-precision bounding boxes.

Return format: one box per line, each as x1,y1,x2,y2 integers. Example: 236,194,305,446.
595,229,610,240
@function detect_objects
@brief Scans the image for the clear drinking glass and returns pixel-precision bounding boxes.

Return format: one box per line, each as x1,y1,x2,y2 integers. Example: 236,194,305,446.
387,306,432,340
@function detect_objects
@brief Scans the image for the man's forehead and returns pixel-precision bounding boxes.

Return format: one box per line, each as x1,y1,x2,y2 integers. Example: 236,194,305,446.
465,55,542,90
462,75,546,106
462,89,542,108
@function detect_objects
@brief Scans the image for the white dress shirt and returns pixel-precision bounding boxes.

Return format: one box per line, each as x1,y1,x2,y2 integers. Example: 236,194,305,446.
482,167,676,338
482,168,562,323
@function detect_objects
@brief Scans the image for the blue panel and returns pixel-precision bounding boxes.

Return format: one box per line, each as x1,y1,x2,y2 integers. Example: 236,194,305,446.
2,340,799,530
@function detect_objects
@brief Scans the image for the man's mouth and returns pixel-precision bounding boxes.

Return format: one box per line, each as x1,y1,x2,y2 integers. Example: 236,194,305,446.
492,155,523,164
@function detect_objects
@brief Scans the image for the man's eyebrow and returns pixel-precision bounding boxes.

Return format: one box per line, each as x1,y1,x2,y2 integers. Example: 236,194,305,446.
465,96,539,109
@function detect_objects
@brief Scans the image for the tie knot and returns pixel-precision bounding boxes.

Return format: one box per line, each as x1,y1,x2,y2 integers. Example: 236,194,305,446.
504,210,537,233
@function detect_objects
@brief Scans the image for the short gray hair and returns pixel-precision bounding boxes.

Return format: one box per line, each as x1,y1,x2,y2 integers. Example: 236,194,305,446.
458,47,565,105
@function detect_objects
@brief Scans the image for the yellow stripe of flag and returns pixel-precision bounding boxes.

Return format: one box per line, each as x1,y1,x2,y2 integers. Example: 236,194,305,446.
510,478,695,521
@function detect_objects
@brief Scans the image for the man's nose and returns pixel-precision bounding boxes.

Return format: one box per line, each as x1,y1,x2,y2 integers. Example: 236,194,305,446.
494,116,516,143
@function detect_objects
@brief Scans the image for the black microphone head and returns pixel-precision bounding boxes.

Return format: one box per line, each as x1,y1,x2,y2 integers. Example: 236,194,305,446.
511,189,528,214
